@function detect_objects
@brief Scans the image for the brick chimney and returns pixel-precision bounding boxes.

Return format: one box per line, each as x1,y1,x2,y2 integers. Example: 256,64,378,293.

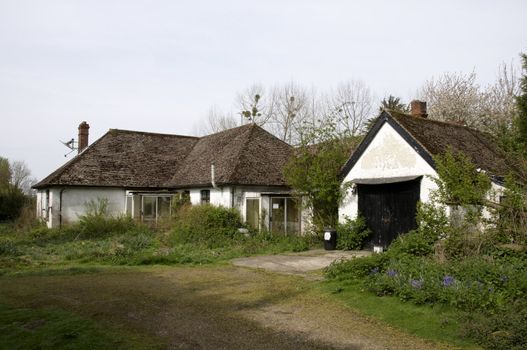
410,100,428,118
78,121,90,153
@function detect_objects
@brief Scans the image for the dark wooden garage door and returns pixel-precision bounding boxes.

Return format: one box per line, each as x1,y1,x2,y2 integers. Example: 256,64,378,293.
358,178,421,249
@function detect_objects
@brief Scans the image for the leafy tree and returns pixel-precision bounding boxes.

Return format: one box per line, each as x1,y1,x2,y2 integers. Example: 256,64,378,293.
283,115,359,231
433,148,491,206
379,95,409,113
0,157,11,189
516,53,527,148
0,157,26,221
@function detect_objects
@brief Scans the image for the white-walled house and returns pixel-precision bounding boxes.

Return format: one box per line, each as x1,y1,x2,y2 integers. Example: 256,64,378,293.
34,123,305,234
339,101,516,250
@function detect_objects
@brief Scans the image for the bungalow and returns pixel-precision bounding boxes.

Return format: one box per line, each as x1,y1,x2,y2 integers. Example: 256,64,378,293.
339,101,519,251
33,122,305,234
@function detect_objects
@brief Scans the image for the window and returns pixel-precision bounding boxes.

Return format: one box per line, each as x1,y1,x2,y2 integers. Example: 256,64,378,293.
201,190,210,204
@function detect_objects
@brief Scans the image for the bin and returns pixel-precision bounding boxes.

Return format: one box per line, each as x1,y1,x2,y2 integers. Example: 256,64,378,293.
323,228,337,250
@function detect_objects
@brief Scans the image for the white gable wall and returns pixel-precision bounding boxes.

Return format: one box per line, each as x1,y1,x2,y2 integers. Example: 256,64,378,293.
340,122,438,222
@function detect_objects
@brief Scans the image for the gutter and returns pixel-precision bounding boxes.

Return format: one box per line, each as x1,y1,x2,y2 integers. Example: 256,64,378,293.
59,188,66,228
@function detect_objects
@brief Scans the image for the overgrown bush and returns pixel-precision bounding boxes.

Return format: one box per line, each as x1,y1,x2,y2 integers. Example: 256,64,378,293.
325,253,389,280
0,185,26,221
336,215,371,250
75,199,136,239
170,204,244,247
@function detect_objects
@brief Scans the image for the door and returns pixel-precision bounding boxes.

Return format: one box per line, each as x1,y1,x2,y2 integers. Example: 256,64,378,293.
246,198,260,230
270,197,301,235
271,198,286,234
358,178,421,249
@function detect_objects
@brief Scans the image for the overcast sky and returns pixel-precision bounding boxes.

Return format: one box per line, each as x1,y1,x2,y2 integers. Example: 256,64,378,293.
0,0,526,181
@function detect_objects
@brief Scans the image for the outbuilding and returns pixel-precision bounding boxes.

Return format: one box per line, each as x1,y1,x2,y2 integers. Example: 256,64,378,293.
339,101,518,250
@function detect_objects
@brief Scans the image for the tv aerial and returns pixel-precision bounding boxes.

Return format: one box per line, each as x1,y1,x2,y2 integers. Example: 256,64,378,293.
60,138,77,157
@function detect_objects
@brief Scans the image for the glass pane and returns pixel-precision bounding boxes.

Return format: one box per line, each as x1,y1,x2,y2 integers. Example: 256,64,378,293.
133,195,141,219
158,197,171,218
271,198,285,234
126,196,132,217
286,198,300,235
143,197,157,222
246,198,260,230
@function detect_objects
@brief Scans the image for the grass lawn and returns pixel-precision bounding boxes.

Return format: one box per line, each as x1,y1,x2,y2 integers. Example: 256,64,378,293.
321,280,479,349
0,264,477,349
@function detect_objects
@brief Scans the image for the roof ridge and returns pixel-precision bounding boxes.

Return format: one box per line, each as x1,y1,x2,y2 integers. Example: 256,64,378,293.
223,123,258,183
387,113,436,160
109,128,199,139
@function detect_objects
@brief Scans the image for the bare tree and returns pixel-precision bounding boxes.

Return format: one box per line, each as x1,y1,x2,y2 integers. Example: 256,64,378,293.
10,160,36,195
479,62,520,132
193,105,238,136
266,82,314,144
324,80,374,136
236,83,275,127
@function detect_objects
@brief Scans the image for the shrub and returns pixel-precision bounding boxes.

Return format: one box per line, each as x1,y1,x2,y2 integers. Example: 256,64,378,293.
170,204,244,247
75,199,136,239
0,185,26,221
325,253,389,280
387,203,448,258
461,302,527,350
0,238,22,256
336,215,371,250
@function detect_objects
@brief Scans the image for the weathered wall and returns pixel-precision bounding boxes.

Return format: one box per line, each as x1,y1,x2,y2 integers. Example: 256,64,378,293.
339,122,438,222
37,187,126,228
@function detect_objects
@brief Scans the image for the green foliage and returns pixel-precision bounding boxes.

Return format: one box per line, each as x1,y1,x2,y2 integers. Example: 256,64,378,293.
283,117,360,229
325,253,388,280
170,204,244,247
461,302,527,350
336,215,371,250
379,95,409,113
0,185,26,222
388,203,448,257
0,238,22,256
433,147,491,206
516,53,527,149
495,175,527,245
75,199,136,239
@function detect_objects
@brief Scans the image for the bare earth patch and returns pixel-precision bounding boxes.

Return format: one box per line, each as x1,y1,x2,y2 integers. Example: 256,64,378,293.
0,265,460,349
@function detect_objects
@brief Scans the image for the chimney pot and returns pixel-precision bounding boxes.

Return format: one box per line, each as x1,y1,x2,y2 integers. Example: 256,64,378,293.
78,121,90,153
410,100,428,118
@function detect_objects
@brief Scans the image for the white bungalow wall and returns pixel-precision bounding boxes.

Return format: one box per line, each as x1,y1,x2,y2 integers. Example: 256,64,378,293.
36,187,126,228
340,122,438,222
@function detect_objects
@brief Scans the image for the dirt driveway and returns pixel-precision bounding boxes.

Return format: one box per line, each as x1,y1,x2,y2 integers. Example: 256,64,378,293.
232,249,370,278
0,264,459,350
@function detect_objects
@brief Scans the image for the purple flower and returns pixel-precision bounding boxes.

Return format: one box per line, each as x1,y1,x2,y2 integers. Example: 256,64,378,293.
410,279,424,289
369,267,379,275
387,269,398,277
442,275,455,287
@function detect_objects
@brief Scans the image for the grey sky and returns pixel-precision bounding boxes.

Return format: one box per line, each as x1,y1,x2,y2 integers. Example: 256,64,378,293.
0,0,526,181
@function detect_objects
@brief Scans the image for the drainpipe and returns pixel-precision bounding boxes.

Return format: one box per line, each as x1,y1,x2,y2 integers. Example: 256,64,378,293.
231,186,235,208
211,163,217,188
59,188,66,228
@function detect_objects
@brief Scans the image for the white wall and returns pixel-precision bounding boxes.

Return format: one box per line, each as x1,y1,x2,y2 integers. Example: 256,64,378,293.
37,187,126,228
339,122,438,222
189,187,233,207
